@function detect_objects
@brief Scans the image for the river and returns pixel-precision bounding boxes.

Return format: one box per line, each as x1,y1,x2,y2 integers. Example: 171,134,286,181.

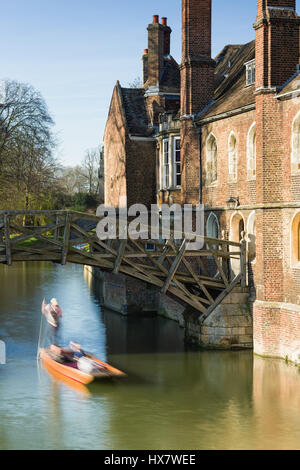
1,262,300,450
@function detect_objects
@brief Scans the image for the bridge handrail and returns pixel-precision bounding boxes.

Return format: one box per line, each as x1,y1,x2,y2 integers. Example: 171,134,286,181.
0,210,243,248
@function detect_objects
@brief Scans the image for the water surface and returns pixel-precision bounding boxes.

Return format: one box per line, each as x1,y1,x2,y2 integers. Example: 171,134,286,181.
0,262,300,450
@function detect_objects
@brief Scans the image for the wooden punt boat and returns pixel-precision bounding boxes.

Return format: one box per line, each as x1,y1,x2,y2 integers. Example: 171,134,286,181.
40,348,126,385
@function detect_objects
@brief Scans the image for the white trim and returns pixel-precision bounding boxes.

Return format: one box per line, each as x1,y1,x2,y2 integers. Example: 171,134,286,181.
173,136,181,188
276,88,300,101
254,300,300,313
197,103,255,125
129,134,155,142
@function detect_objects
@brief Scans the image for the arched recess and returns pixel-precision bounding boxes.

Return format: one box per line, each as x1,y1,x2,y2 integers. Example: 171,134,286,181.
230,212,245,275
206,212,220,239
291,211,300,267
247,211,256,263
291,111,300,174
206,133,218,185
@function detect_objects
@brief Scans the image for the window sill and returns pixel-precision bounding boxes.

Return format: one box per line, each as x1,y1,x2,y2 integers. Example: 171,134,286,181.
160,187,181,191
206,182,218,188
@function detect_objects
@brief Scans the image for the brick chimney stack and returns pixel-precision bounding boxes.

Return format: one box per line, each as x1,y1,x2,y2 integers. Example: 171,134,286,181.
180,0,215,116
145,15,172,89
255,0,300,89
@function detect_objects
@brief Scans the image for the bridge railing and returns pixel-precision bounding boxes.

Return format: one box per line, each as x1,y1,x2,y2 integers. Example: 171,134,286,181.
0,210,247,317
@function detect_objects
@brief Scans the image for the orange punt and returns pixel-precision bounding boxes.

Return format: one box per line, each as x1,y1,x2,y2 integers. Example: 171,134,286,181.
40,348,126,385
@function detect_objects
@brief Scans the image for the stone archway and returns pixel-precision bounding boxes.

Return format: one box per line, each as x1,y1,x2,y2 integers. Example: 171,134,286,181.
230,212,245,275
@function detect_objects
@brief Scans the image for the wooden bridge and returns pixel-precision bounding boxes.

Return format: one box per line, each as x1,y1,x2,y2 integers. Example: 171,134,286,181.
0,210,247,321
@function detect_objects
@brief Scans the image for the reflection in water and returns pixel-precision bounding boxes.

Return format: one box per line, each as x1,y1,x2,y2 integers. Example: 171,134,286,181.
1,263,300,449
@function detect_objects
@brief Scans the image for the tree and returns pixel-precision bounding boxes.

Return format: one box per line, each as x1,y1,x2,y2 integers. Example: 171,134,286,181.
0,80,58,210
128,77,143,89
76,146,103,195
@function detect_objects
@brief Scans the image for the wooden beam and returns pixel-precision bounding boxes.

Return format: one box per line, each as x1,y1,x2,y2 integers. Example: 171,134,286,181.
200,273,242,323
240,238,247,288
61,213,71,265
113,240,127,274
162,239,187,294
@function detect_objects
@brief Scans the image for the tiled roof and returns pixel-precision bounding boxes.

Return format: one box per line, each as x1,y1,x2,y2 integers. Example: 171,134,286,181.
197,40,256,121
159,56,180,92
120,87,153,137
276,73,300,98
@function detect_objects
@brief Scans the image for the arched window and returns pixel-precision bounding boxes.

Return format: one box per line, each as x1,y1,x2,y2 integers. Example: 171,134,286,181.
291,212,300,266
291,112,300,174
247,123,256,180
206,212,219,254
206,134,218,185
206,212,219,239
228,132,238,182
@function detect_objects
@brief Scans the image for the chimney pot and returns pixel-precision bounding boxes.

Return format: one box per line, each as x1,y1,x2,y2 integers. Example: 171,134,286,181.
153,15,159,24
161,17,167,26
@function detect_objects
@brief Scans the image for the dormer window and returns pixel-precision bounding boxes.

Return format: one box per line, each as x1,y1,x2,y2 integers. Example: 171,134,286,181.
245,59,255,86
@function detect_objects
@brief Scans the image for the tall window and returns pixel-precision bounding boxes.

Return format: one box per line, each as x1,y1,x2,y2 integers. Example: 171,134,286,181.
162,139,169,189
174,137,181,188
206,134,218,185
161,137,181,189
206,213,219,239
291,212,300,266
291,112,300,174
228,132,238,182
245,59,255,86
247,123,256,180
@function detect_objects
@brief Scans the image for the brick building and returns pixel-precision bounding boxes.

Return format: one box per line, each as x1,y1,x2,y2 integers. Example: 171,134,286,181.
104,0,300,362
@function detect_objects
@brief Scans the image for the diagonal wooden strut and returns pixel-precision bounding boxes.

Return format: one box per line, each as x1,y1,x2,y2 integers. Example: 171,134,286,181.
0,210,247,317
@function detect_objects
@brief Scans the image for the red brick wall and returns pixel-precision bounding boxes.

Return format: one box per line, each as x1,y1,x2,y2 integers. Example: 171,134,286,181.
200,111,257,208
125,139,157,209
255,1,299,89
104,85,156,209
180,119,200,205
181,0,215,116
104,84,127,208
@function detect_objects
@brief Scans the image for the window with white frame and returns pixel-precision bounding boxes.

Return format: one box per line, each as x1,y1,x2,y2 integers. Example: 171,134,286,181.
291,112,300,174
174,137,181,187
245,59,255,86
162,139,170,189
228,132,238,182
206,134,218,185
161,137,181,189
247,123,256,180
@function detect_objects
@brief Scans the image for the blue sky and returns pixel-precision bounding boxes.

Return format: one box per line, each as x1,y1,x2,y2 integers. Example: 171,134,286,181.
1,0,258,166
